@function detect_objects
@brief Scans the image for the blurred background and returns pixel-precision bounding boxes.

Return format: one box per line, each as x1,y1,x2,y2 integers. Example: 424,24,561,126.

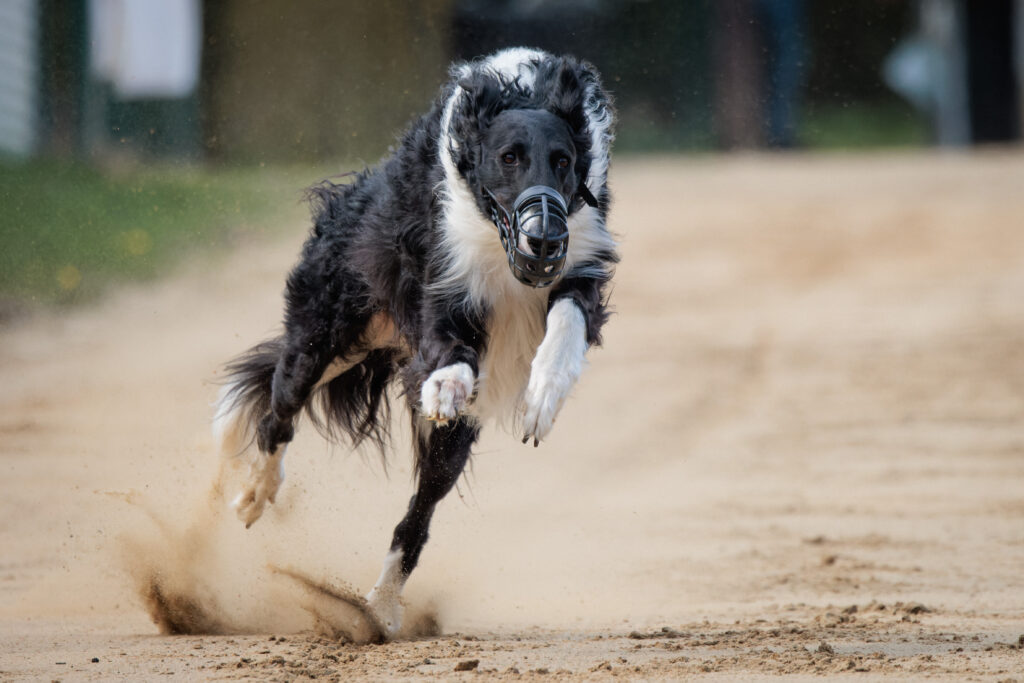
1,0,1022,308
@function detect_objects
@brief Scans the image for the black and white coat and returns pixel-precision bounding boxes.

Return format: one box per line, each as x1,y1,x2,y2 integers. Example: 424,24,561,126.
214,47,618,638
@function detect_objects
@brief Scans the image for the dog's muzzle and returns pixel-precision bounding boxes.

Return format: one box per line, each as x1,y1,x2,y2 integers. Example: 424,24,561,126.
487,185,570,288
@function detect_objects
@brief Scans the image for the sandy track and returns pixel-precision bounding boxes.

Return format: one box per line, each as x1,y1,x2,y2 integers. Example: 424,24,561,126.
2,152,1023,680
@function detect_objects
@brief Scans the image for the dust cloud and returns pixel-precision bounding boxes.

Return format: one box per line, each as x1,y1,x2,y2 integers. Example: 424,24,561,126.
116,460,439,643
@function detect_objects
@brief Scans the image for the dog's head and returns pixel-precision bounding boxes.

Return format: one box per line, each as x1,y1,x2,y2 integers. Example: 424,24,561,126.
446,54,611,287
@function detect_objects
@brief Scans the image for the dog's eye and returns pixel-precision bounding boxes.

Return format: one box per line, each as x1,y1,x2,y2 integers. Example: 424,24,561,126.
502,152,517,165
556,156,570,170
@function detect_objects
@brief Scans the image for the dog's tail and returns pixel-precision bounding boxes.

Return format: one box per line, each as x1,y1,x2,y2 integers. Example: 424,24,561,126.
213,337,282,458
213,339,397,458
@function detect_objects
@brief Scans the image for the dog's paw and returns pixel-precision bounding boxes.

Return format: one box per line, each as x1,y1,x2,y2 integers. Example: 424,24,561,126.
232,447,286,528
364,549,405,639
521,367,575,447
420,363,474,424
365,585,404,639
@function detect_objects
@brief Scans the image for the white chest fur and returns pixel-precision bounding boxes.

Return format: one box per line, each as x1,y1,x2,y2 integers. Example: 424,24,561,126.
470,289,548,425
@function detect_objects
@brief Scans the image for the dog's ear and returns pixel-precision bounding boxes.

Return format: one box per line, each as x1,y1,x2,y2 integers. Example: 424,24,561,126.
449,73,508,178
536,58,612,208
539,60,590,141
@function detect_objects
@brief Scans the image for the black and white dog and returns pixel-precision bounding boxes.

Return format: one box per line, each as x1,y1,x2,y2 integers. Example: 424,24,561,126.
213,48,618,638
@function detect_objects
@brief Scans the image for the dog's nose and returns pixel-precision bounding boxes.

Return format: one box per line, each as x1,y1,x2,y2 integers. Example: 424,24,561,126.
517,232,541,257
517,232,565,264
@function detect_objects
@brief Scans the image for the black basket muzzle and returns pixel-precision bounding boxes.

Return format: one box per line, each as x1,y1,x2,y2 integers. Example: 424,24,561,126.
486,185,570,288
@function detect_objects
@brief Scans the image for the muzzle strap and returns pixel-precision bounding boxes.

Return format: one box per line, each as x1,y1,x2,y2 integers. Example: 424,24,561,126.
577,183,599,208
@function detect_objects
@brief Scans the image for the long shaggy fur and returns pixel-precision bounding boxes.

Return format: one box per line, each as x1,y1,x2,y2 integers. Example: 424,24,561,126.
311,349,397,453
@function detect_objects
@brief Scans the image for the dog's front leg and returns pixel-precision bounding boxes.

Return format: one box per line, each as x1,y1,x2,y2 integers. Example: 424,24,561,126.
416,305,483,424
366,418,479,637
522,267,612,445
521,297,589,445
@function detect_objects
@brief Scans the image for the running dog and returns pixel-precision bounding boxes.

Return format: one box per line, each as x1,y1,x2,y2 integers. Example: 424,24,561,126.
213,47,618,638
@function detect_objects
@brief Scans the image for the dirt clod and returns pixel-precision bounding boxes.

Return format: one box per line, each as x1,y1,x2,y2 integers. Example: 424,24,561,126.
454,659,479,671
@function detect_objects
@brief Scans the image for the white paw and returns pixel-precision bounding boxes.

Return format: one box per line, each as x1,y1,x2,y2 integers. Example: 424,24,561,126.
365,585,404,638
365,549,405,638
521,367,574,446
420,362,475,424
232,447,286,528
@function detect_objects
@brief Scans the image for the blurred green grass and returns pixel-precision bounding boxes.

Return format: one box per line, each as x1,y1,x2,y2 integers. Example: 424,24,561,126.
615,101,928,152
801,101,929,149
0,161,329,310
0,100,928,314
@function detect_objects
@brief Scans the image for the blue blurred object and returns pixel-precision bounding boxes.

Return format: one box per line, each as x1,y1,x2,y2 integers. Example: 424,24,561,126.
756,0,808,148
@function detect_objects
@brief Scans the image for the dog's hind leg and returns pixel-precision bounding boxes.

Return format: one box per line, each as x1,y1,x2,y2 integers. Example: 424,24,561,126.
223,345,371,528
230,339,338,528
366,418,479,637
223,309,394,527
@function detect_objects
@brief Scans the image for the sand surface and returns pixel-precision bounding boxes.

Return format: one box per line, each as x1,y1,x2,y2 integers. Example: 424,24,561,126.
2,152,1023,680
